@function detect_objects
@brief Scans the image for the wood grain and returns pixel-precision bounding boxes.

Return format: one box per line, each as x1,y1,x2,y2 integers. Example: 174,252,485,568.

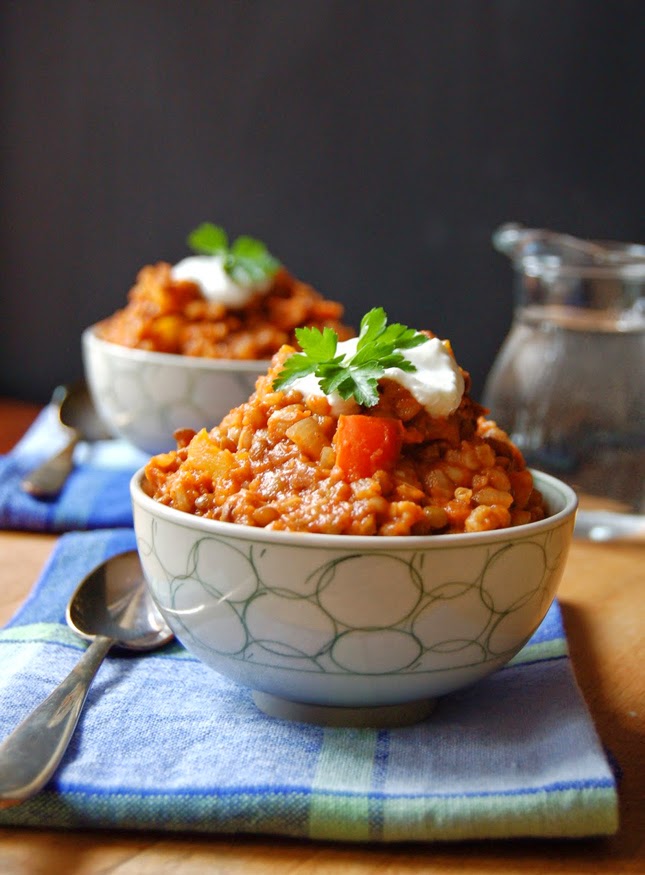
0,400,643,874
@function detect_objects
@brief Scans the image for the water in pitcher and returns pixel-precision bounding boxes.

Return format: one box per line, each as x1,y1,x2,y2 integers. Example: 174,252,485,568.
483,224,645,513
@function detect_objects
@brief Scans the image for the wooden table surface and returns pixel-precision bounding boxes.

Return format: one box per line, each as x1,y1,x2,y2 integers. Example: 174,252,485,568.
0,398,643,875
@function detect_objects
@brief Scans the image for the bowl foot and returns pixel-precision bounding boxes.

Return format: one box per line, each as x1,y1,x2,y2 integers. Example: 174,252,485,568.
252,691,436,728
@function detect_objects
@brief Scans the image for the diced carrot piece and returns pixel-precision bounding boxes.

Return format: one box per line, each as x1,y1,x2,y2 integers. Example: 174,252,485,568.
334,415,403,481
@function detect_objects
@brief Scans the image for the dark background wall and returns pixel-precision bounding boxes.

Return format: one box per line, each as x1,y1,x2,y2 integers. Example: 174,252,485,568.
2,0,644,404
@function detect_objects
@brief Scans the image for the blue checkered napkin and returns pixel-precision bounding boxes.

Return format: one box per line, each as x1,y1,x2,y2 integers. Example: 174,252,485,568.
0,406,147,531
0,530,618,841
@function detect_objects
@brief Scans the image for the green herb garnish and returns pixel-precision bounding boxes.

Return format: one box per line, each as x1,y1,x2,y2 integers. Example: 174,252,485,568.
187,222,280,286
273,307,428,407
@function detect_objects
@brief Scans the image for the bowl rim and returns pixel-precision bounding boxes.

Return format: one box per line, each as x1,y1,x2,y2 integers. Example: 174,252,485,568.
82,324,271,373
130,467,578,549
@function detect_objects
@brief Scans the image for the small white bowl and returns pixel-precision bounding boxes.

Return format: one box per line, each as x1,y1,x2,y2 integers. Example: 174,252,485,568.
131,469,577,727
82,326,268,455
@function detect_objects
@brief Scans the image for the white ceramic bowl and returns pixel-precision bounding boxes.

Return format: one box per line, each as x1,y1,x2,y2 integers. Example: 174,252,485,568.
82,326,268,455
131,469,577,726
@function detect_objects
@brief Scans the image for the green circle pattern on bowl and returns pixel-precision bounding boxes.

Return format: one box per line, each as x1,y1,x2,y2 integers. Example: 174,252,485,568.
137,518,570,679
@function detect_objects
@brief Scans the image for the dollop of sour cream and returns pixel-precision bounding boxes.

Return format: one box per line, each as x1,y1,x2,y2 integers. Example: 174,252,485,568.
170,255,270,307
289,335,465,417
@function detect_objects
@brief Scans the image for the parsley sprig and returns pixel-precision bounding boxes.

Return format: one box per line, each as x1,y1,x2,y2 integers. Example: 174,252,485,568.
187,222,280,286
273,307,428,407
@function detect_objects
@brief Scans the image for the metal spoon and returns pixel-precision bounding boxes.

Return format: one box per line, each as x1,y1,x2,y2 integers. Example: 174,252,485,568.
0,550,173,808
21,381,112,499
574,509,645,544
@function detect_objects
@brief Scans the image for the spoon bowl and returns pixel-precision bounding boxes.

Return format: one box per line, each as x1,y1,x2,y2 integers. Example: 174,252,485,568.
57,380,113,442
0,550,173,808
21,381,113,498
66,549,171,649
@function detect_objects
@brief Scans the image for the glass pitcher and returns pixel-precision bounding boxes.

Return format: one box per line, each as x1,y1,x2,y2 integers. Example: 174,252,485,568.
483,223,645,514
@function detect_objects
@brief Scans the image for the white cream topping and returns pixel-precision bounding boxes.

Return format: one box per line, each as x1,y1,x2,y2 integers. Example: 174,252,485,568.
170,255,270,306
289,335,465,417
391,337,465,416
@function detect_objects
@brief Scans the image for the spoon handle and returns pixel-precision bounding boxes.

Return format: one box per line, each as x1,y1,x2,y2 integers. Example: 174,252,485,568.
21,432,80,498
0,635,113,808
